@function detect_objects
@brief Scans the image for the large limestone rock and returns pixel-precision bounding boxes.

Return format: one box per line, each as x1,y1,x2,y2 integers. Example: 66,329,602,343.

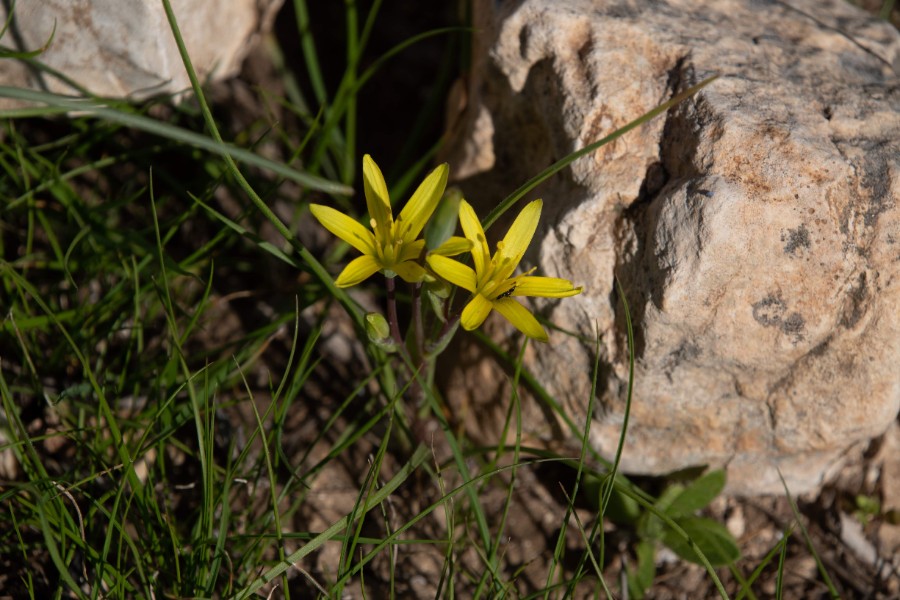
0,0,283,104
441,0,900,495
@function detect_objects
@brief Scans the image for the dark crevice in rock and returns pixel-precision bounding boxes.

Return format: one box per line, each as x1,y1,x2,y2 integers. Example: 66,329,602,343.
860,143,895,228
613,57,710,363
840,270,870,329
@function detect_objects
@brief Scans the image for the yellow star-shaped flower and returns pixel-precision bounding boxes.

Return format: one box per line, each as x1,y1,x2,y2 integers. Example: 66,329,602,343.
427,199,583,342
310,155,451,287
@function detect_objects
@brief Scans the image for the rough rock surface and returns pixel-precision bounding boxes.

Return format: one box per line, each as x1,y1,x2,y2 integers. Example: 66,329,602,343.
440,0,900,495
0,0,283,104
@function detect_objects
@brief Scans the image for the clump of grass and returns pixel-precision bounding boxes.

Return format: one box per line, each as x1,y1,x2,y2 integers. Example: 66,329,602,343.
0,1,862,598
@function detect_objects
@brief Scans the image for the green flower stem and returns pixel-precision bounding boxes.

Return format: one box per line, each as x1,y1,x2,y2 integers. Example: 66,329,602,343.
384,278,428,410
412,282,425,360
409,282,433,414
384,275,404,347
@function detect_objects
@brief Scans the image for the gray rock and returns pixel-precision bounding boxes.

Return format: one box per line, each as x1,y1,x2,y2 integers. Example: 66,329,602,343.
441,0,900,495
0,0,282,104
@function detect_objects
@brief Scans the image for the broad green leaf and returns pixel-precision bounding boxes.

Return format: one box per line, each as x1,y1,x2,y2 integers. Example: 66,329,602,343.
664,470,726,518
662,516,740,566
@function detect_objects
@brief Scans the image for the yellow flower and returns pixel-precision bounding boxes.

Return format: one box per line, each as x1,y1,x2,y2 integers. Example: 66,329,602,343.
427,199,582,342
310,154,452,287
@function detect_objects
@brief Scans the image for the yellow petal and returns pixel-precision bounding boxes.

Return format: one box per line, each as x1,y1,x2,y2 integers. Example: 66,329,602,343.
397,238,427,263
492,297,548,342
514,276,583,298
393,260,428,283
430,235,472,257
362,154,393,240
498,199,541,265
460,294,493,331
335,254,382,287
459,200,490,275
396,163,448,242
310,204,376,255
427,254,477,292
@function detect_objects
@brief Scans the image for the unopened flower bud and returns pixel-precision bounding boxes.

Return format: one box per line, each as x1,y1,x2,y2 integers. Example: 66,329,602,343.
365,312,399,352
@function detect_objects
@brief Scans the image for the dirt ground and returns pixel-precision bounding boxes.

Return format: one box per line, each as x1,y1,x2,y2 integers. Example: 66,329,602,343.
259,302,900,598
244,4,899,595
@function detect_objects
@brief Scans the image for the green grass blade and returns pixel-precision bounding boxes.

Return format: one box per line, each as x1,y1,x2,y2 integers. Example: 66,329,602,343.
600,279,636,514
733,526,792,600
1,264,144,495
293,0,329,107
481,75,720,231
548,327,610,596
0,87,352,196
234,444,430,599
778,471,839,598
157,0,367,336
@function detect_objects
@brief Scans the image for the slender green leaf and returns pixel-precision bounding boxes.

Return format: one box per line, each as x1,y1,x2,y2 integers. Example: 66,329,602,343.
0,87,352,196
